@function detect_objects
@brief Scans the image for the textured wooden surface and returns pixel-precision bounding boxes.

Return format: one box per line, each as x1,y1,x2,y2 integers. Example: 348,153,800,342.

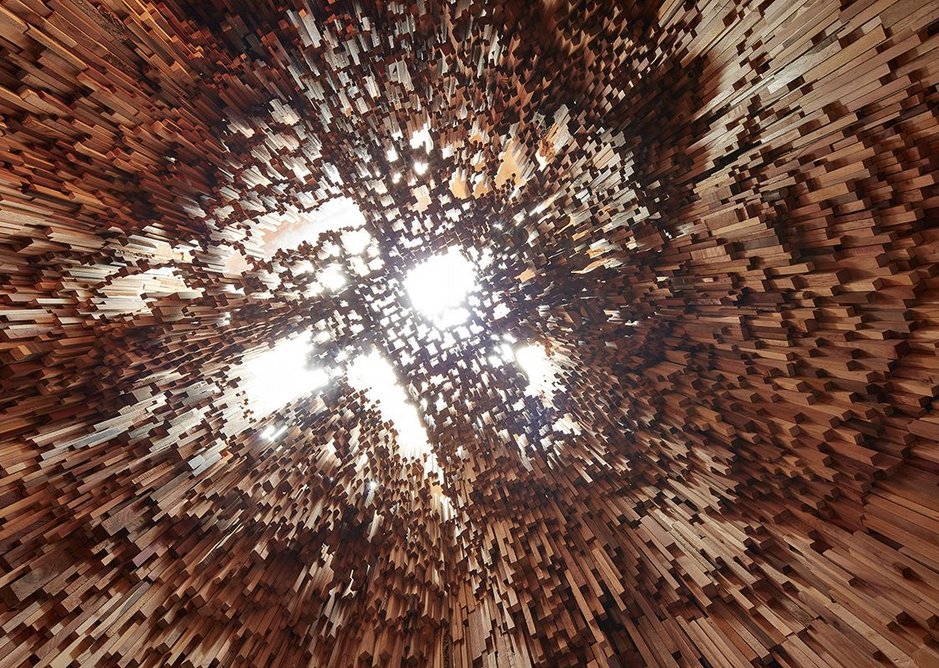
1,0,939,665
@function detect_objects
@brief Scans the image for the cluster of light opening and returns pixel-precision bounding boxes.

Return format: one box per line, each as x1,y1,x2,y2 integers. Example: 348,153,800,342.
227,192,570,475
240,247,564,415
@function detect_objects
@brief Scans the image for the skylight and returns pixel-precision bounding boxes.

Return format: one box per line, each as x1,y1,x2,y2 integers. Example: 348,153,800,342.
405,249,477,328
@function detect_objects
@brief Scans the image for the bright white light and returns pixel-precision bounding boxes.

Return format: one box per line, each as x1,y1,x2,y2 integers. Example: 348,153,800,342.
350,257,371,276
262,424,288,440
347,351,439,475
341,229,372,255
241,332,328,416
410,124,433,152
405,249,477,328
515,343,560,400
499,342,515,361
259,197,366,260
320,265,346,291
553,414,581,435
386,148,399,161
321,240,341,257
413,161,428,176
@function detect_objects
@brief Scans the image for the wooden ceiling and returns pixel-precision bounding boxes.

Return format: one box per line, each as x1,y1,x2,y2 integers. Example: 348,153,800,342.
1,0,938,665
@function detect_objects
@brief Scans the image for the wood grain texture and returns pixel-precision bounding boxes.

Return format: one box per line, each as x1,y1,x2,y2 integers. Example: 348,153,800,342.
1,0,938,665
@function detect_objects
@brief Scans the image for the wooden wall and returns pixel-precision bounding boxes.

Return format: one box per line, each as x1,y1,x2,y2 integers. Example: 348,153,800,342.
1,0,938,665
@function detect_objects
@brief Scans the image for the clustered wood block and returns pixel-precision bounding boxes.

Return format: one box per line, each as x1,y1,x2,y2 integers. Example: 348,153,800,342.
1,0,939,666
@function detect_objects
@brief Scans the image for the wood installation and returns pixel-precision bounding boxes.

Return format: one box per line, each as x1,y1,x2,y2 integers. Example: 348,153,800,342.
1,0,939,665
